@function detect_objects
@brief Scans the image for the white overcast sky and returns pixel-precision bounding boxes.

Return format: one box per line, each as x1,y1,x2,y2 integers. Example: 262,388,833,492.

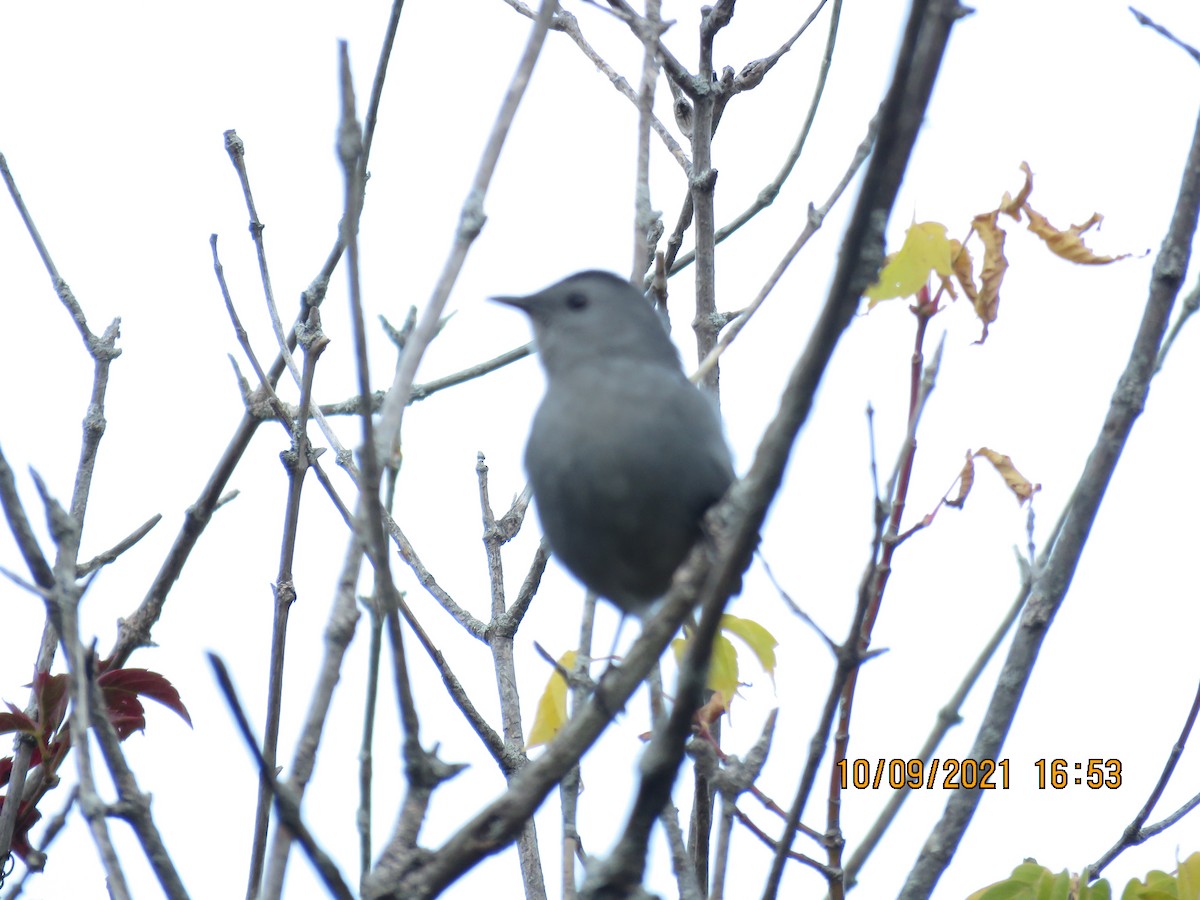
2,2,1200,899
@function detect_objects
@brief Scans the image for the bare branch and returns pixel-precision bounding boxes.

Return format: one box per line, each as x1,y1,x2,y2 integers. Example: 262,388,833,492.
76,515,162,577
631,0,666,282
1130,7,1200,65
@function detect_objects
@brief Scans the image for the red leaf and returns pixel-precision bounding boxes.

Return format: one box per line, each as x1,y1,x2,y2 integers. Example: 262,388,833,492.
98,669,193,729
0,795,44,865
0,702,38,736
32,673,69,736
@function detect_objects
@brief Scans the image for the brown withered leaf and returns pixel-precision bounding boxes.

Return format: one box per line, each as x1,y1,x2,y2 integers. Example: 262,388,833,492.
947,239,975,304
694,694,727,732
999,161,1034,220
1021,207,1132,264
946,450,976,509
969,211,1009,343
974,448,1041,505
999,161,1131,264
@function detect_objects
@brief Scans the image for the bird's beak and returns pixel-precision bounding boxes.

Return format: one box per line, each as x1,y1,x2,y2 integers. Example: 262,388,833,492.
491,294,532,312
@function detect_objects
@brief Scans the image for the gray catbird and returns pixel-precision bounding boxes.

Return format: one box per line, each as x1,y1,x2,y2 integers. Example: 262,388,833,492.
495,270,735,616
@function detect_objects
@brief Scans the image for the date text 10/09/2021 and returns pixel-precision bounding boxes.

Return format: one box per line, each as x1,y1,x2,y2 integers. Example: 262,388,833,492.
835,758,1124,791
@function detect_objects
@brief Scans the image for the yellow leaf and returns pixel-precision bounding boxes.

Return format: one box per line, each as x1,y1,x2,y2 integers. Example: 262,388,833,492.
974,448,1041,506
720,614,779,688
708,635,740,706
672,618,782,710
672,632,741,707
527,649,577,749
865,222,955,304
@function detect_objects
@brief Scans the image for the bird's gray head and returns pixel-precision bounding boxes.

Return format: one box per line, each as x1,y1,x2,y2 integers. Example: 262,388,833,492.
493,270,681,377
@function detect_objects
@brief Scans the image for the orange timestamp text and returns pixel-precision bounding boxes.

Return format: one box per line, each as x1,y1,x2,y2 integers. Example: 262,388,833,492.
836,758,1010,790
836,758,1125,790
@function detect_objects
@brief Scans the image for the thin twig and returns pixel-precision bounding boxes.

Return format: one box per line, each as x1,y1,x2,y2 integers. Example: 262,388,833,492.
358,601,385,882
373,0,557,460
686,0,732,394
477,454,547,898
361,0,407,168
692,113,876,385
32,477,131,900
503,1,691,172
0,154,108,353
86,671,188,899
209,654,355,900
1155,276,1199,372
411,344,532,401
631,0,666,282
75,515,162,577
756,551,836,652
241,343,533,420
212,235,359,532
710,712,778,900
244,310,329,898
660,797,703,900
1085,675,1200,879
1,787,77,897
260,540,365,900
1130,7,1200,65
221,137,359,488
560,588,598,898
604,0,698,98
670,0,843,274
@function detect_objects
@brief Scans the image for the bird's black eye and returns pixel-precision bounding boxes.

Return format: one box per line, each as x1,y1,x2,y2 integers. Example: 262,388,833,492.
565,291,589,311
